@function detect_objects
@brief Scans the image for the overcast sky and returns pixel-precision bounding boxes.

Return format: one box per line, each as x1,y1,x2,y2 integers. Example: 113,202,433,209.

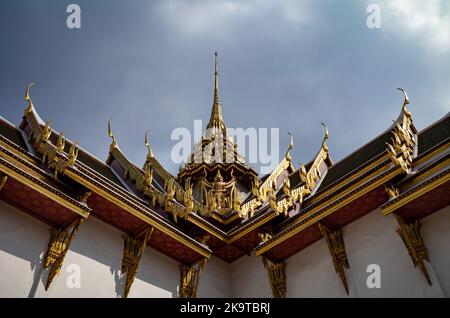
1,0,449,174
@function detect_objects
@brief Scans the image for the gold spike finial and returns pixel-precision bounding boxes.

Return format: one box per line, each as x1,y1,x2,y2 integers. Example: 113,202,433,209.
24,82,36,114
214,52,218,90
397,88,412,118
144,130,154,160
207,52,225,131
321,122,329,153
108,118,117,152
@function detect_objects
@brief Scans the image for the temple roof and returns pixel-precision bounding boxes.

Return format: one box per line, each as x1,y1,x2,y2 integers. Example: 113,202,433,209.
418,112,449,154
0,68,448,265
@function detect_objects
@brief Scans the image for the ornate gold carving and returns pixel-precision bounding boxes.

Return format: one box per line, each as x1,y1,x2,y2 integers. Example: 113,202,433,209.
142,162,153,192
121,228,153,298
55,132,65,154
0,174,8,191
251,176,261,201
201,170,236,214
44,218,83,291
262,256,286,298
240,123,330,219
395,215,431,285
183,177,194,212
386,89,416,173
319,224,350,295
179,259,207,298
35,120,52,156
258,232,272,244
49,141,79,179
240,157,292,218
385,185,400,199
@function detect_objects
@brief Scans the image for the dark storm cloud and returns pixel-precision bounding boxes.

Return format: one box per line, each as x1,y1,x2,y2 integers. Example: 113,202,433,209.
0,0,449,174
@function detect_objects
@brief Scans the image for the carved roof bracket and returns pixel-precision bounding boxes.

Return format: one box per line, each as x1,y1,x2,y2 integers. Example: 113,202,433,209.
395,215,431,285
43,217,84,291
262,256,286,298
319,223,350,295
121,227,153,298
179,258,207,298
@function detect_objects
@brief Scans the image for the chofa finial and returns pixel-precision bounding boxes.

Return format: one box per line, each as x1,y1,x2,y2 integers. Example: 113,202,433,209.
285,132,294,160
397,88,412,118
24,82,36,114
144,130,154,160
321,122,329,153
108,118,117,151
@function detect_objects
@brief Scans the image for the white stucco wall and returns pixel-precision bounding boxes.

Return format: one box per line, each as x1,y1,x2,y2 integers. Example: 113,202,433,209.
0,200,48,298
422,205,450,297
1,197,449,298
344,209,444,297
229,252,272,298
286,239,349,297
0,201,227,298
198,256,230,297
227,206,450,298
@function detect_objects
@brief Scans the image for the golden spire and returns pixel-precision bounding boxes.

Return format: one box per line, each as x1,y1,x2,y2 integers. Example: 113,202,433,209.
24,82,36,114
207,52,225,131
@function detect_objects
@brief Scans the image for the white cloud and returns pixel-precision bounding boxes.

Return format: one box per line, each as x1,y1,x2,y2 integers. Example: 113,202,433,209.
382,0,450,52
157,0,312,36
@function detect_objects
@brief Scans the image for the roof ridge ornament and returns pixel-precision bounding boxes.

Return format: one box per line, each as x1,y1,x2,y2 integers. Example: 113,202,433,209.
108,118,118,152
321,122,329,153
24,82,36,114
284,132,294,161
397,88,412,118
144,130,154,160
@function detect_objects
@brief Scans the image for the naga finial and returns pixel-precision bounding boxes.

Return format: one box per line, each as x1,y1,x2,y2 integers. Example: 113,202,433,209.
107,118,117,151
321,122,329,153
24,82,36,114
285,132,294,161
397,88,412,118
144,130,154,160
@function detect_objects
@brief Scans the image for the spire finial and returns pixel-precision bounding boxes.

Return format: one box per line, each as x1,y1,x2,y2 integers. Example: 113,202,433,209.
214,52,218,90
207,51,225,131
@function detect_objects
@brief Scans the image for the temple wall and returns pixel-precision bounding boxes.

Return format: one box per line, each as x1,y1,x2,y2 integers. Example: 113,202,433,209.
343,209,444,297
0,198,449,298
422,205,450,297
0,200,48,297
227,206,450,298
0,200,228,298
229,252,272,298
